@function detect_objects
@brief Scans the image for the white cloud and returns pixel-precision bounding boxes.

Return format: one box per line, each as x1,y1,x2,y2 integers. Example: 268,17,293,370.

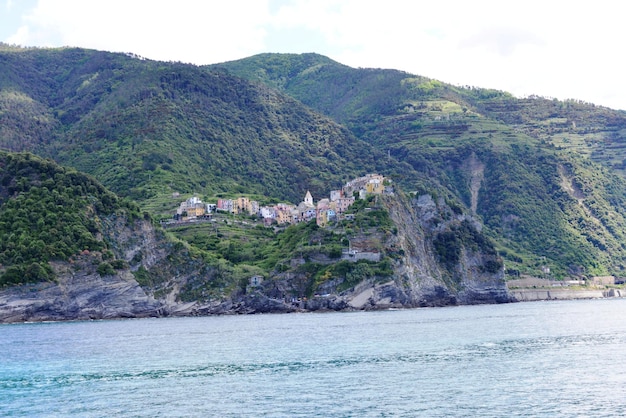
11,0,272,64
3,0,626,109
459,26,545,57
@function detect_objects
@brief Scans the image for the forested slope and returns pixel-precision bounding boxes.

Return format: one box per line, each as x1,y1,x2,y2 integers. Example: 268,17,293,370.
0,151,141,286
0,45,406,205
3,44,626,279
217,53,626,278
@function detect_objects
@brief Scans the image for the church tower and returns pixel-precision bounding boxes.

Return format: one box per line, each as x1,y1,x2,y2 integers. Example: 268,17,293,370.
304,190,314,206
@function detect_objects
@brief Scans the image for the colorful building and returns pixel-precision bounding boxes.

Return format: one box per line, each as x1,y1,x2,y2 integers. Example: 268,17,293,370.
176,196,206,220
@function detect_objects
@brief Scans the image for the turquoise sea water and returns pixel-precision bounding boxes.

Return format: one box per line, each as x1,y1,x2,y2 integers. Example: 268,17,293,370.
2,299,626,417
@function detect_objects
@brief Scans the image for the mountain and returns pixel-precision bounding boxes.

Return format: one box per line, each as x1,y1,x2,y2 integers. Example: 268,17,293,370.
0,44,512,321
214,53,626,279
214,53,626,171
0,45,408,207
2,44,626,298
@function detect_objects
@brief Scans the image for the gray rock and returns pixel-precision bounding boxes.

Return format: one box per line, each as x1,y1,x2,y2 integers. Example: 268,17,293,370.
0,268,162,323
0,193,513,323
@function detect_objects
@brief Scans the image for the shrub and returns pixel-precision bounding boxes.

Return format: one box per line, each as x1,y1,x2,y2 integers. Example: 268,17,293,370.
97,262,116,276
326,244,343,259
110,259,129,270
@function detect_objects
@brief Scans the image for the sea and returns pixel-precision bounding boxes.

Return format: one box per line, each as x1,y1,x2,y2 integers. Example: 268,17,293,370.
2,299,626,417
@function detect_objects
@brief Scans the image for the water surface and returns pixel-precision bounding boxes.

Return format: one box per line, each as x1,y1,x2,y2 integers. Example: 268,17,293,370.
2,299,626,417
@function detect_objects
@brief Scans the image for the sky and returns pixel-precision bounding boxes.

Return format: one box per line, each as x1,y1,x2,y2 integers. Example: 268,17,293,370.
1,0,625,110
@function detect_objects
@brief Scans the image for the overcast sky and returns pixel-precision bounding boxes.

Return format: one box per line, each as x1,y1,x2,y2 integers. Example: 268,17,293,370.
2,0,625,110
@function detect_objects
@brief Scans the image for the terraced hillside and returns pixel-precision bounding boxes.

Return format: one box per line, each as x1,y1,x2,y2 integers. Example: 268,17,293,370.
216,53,626,279
3,45,626,279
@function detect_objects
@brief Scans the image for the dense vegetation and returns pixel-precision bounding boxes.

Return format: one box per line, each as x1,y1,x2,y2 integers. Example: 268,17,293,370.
3,45,626,280
217,53,626,279
0,46,403,206
0,152,141,286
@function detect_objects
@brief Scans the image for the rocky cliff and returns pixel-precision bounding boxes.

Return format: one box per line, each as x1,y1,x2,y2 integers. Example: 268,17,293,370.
0,258,162,322
383,193,511,306
227,192,511,314
304,193,509,311
0,192,511,323
0,215,211,322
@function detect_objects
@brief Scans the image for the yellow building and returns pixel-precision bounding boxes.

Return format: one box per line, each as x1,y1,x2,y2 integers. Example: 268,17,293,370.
235,197,251,214
365,177,385,194
186,205,205,218
177,196,206,220
275,208,293,224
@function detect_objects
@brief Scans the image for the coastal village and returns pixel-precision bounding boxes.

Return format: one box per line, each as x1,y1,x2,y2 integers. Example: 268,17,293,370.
169,173,392,228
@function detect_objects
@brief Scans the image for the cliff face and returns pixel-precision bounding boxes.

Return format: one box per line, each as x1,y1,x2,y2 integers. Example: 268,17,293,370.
295,193,511,312
0,194,511,323
0,259,162,322
384,193,510,306
0,215,219,322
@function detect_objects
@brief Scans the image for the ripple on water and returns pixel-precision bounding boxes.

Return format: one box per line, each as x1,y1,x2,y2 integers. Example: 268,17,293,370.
2,299,626,417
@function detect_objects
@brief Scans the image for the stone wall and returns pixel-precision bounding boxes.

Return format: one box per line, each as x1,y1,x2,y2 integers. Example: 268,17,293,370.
341,250,381,262
510,288,620,302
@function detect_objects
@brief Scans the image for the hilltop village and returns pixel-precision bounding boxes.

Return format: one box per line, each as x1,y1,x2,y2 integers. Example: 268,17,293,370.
171,174,392,227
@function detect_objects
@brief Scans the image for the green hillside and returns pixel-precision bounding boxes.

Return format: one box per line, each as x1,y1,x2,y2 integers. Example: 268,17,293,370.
0,151,141,286
216,53,626,279
214,53,626,166
3,45,626,280
0,46,404,207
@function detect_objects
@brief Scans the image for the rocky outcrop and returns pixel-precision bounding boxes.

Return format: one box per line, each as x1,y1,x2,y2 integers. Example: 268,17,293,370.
231,192,511,314
0,216,214,323
381,193,511,306
0,259,163,323
0,193,512,323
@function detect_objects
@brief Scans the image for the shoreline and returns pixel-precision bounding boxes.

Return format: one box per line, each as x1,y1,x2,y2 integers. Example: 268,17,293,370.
2,283,625,324
508,287,625,302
